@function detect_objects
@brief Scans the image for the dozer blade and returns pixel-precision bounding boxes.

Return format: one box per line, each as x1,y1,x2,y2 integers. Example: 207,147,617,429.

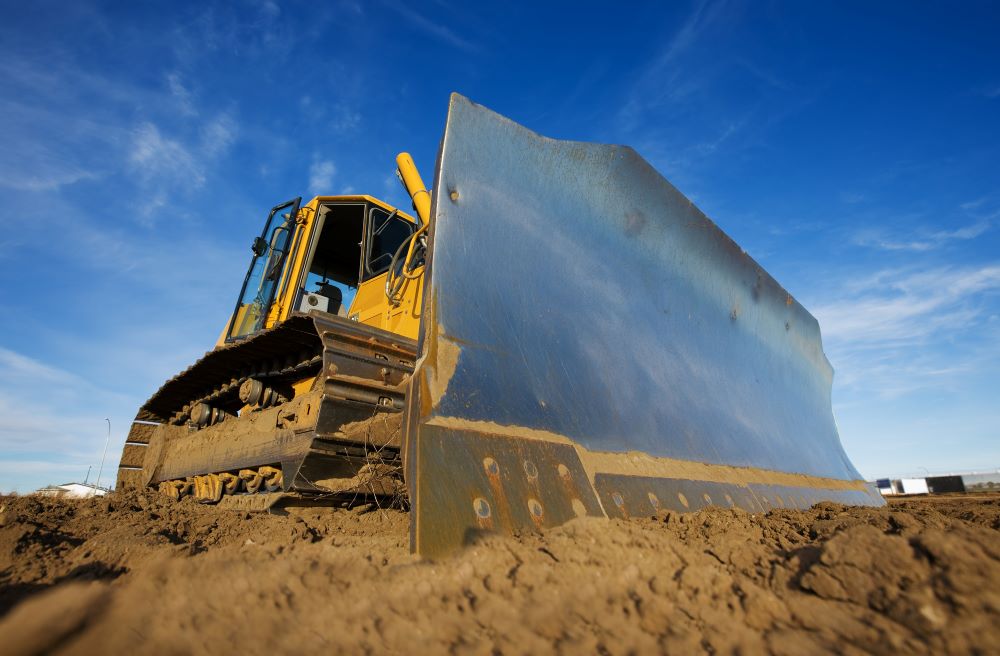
405,94,882,558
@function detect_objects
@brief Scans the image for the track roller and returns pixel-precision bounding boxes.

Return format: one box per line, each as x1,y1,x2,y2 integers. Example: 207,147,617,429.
190,402,229,428
239,379,288,409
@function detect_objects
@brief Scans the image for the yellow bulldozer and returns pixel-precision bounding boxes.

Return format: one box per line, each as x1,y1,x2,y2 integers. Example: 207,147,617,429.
116,94,882,557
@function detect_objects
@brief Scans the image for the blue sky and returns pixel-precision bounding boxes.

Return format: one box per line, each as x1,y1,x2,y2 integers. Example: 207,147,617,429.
1,1,997,492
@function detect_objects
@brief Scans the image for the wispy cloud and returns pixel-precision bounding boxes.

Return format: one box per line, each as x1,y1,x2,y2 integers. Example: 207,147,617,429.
618,0,731,130
166,72,197,116
649,0,727,70
853,210,995,252
331,104,362,133
0,347,134,490
0,135,100,191
381,0,480,52
201,113,238,156
0,187,251,492
299,95,362,134
934,221,994,240
690,118,746,156
170,2,296,63
130,122,206,188
818,265,1000,344
309,159,336,193
0,48,239,219
0,61,118,191
960,197,988,211
735,58,788,90
813,265,1000,397
609,0,821,195
0,348,82,387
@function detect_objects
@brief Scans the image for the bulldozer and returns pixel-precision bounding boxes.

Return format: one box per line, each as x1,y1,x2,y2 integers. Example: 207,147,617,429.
116,94,882,557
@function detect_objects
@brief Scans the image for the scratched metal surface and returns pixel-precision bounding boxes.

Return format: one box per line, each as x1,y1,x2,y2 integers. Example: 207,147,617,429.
592,475,884,520
413,94,865,485
410,425,606,556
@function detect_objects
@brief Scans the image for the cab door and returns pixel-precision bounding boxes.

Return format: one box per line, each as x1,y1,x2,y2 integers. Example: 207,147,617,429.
223,197,301,343
349,206,419,334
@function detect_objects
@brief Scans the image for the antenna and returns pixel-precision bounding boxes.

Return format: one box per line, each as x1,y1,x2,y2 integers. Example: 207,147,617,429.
95,419,111,491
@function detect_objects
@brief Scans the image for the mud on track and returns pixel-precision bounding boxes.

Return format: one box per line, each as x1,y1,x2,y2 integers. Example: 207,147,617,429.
1,492,998,655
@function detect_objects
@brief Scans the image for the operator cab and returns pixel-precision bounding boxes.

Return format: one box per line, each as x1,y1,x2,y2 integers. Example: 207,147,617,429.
224,197,417,344
298,202,364,318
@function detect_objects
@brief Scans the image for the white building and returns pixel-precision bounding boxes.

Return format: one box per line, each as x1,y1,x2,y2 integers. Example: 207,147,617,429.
893,478,929,495
35,482,108,498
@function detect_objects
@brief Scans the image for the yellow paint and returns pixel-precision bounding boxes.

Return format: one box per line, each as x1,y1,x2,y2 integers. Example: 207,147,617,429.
216,193,425,348
348,266,424,336
291,376,317,397
395,152,431,224
350,271,392,328
268,195,423,337
215,156,432,405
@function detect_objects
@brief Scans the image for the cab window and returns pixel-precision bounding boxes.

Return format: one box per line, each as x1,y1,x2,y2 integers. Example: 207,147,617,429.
227,198,299,341
299,202,365,315
364,207,415,281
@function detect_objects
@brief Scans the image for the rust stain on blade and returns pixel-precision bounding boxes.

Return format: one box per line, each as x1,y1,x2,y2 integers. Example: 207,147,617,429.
426,415,576,445
425,415,868,492
576,448,869,492
427,323,461,407
412,298,462,412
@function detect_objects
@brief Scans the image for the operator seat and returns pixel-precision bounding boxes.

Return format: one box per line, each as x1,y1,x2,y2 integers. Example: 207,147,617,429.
317,282,348,317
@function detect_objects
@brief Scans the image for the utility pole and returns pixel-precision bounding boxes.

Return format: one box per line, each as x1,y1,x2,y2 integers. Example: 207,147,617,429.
84,465,92,484
96,418,111,492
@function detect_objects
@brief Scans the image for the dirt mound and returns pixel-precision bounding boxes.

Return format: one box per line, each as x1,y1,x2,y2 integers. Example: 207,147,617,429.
1,492,997,654
0,491,406,616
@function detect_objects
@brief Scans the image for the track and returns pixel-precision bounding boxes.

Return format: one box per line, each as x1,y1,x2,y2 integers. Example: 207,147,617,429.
115,312,417,505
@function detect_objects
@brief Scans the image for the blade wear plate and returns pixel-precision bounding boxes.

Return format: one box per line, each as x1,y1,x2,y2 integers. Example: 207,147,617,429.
406,94,880,557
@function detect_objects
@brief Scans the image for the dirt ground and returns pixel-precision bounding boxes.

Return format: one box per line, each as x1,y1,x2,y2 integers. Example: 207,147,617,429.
0,491,997,655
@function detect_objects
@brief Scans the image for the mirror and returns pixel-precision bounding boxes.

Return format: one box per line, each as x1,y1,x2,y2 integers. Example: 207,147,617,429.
252,236,268,256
